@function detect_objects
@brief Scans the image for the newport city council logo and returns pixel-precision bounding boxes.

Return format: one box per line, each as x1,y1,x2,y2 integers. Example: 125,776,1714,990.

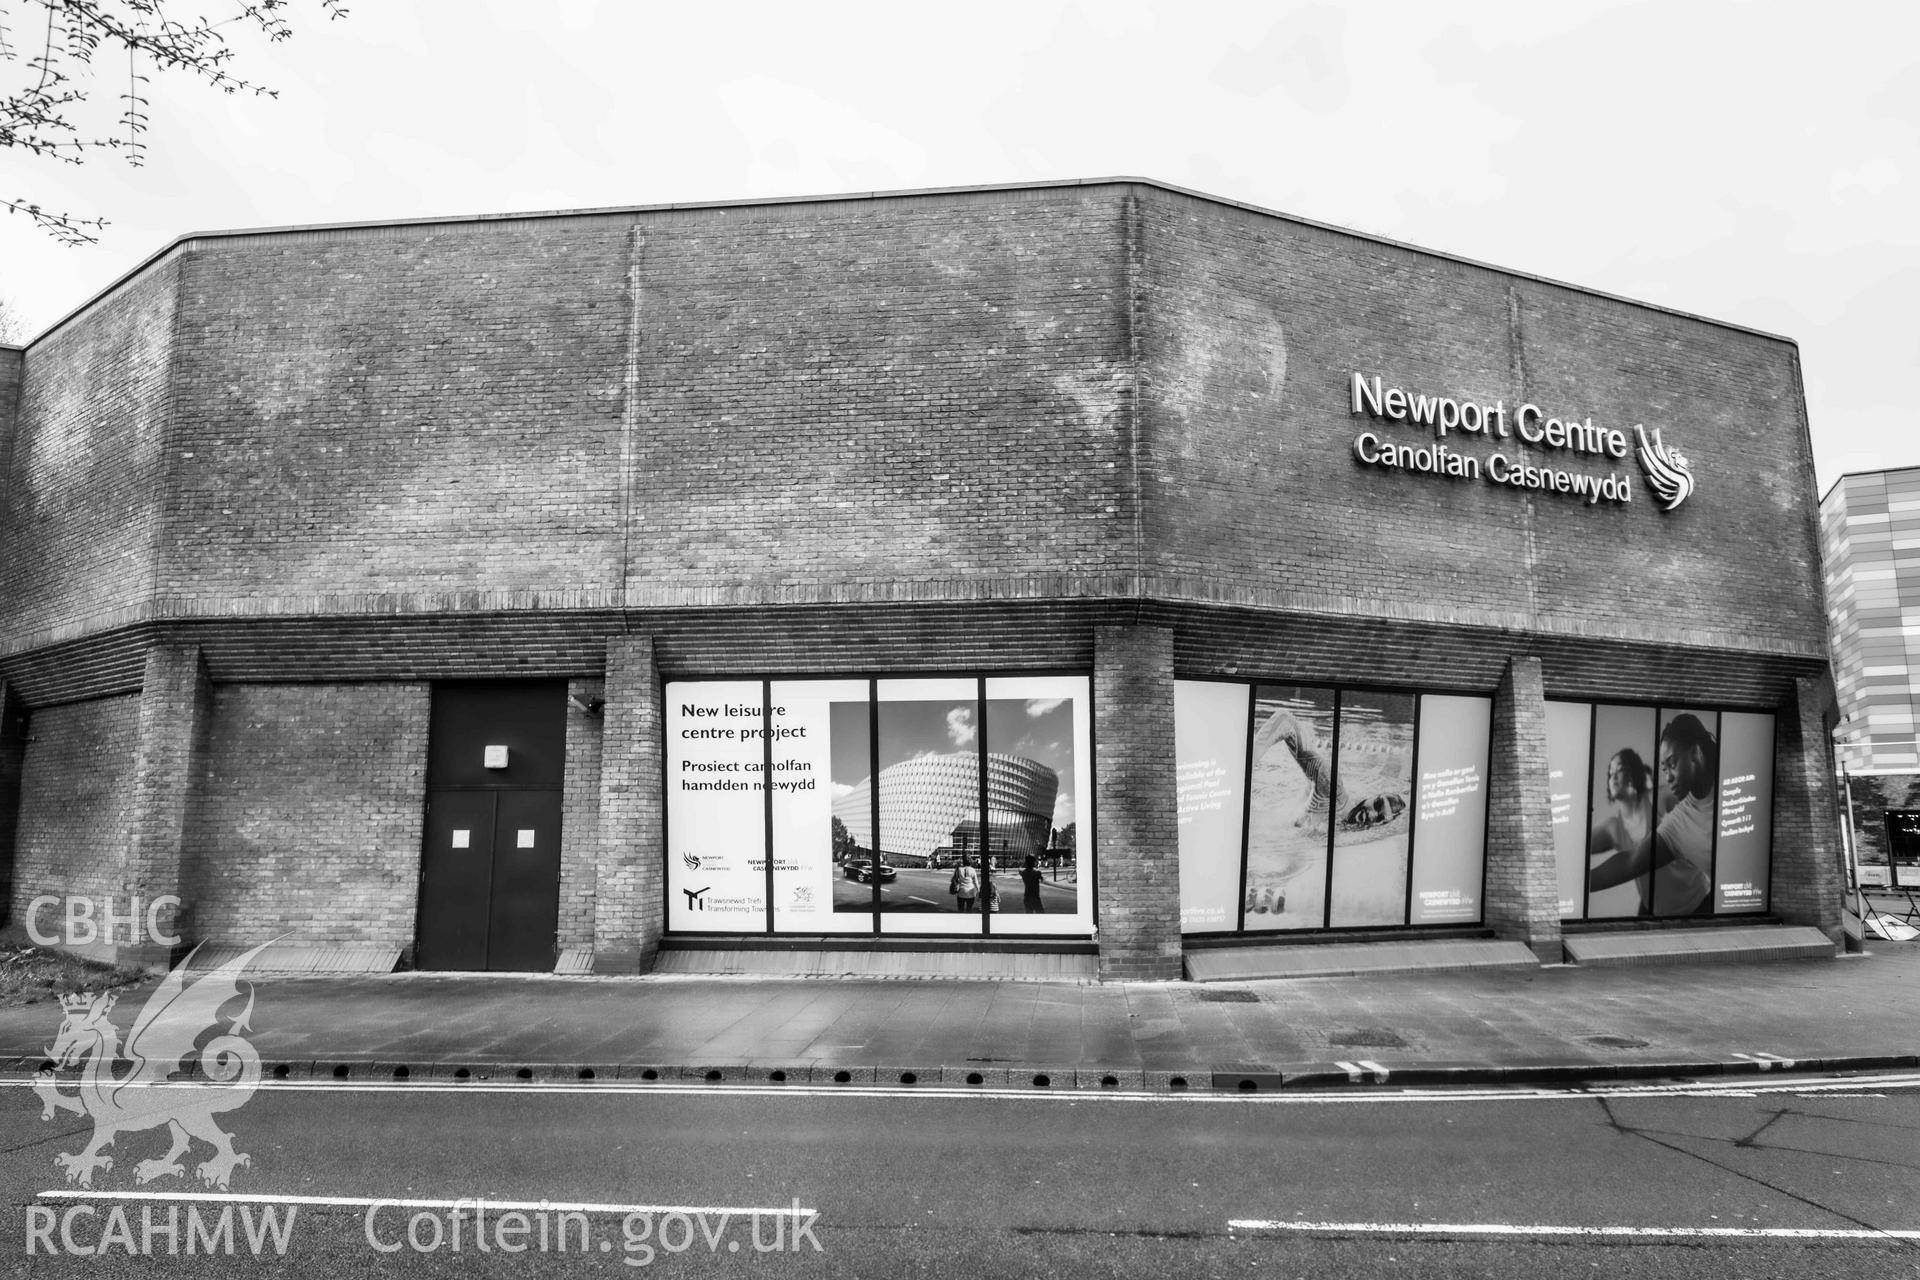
35,942,272,1189
1634,425,1694,511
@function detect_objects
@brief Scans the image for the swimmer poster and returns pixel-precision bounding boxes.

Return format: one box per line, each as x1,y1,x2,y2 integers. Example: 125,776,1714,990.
1243,686,1337,931
1326,692,1416,928
1408,695,1492,924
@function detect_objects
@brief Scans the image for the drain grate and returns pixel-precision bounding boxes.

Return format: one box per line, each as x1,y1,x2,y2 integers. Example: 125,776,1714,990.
1194,989,1260,1003
1330,1027,1408,1049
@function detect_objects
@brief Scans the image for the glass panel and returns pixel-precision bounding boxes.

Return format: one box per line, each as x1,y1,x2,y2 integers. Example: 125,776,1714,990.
1650,708,1719,917
1546,701,1594,918
1408,695,1490,924
1176,681,1250,934
664,680,769,932
1327,691,1416,928
770,679,872,933
875,678,985,935
1245,686,1337,931
1587,705,1658,918
1715,712,1773,914
983,676,1093,936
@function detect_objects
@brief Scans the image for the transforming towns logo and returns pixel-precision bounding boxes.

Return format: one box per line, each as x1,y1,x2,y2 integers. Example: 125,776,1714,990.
36,942,273,1190
682,887,711,911
1634,425,1694,511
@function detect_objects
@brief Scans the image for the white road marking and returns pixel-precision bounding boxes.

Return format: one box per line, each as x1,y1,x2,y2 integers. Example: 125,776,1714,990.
5,1073,1917,1105
37,1190,810,1214
1229,1218,1920,1241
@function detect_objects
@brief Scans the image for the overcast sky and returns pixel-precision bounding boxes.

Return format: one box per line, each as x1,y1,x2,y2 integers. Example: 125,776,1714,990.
2,0,1910,493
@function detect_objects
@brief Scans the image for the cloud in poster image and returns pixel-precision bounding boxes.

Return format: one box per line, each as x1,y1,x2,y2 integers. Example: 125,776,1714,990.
946,707,975,746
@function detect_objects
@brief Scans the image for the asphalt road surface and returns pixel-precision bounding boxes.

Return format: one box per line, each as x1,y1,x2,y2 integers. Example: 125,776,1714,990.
3,1072,1917,1277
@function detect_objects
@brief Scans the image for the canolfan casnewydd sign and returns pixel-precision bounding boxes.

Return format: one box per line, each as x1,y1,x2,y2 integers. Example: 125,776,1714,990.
1347,373,1695,510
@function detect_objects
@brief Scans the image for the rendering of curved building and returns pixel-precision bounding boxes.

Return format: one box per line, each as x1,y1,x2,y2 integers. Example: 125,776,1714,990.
831,751,1060,866
0,179,1841,980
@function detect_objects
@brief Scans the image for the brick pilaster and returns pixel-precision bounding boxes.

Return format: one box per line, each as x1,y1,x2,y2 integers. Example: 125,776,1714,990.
593,636,664,972
1093,623,1182,981
122,644,212,965
558,677,605,955
1485,656,1561,962
1769,674,1843,943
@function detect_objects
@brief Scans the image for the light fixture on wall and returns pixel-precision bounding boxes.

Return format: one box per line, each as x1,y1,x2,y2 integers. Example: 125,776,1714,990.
569,695,606,717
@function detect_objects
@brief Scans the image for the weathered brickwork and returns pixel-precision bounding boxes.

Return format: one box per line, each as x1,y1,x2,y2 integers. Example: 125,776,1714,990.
559,678,605,951
0,680,27,927
1094,624,1181,980
9,694,141,940
0,261,178,649
1769,675,1844,942
1135,190,1825,658
183,682,429,947
0,181,1839,970
1485,658,1564,961
594,636,662,971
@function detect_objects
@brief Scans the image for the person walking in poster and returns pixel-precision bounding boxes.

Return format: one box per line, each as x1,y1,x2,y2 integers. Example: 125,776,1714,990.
1020,855,1045,913
1589,747,1655,914
1589,715,1715,916
950,857,979,912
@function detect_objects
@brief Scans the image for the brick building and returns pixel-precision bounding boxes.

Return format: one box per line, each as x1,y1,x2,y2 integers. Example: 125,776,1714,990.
0,179,1841,979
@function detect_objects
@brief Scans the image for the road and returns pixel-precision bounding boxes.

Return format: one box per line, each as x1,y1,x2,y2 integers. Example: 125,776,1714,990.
4,1071,1917,1276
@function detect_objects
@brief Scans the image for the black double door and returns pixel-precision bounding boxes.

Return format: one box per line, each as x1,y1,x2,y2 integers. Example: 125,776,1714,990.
415,682,566,972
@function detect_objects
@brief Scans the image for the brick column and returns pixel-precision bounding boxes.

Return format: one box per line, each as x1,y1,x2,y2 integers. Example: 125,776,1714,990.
122,644,212,966
1769,675,1843,944
1093,623,1182,981
1484,657,1561,962
556,677,605,964
0,681,25,933
593,636,665,973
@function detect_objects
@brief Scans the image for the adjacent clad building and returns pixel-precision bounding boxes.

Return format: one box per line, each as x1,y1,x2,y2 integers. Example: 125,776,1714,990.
0,180,1843,979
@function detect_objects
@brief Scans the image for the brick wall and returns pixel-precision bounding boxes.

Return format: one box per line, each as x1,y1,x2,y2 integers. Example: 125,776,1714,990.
1094,624,1181,980
0,680,26,927
0,262,176,648
559,678,605,951
1485,658,1564,960
183,682,429,946
9,694,141,936
1770,675,1843,941
594,636,663,971
1136,189,1825,661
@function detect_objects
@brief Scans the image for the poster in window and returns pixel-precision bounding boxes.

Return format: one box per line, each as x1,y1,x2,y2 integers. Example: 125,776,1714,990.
1244,686,1337,931
1326,691,1417,928
1175,681,1250,933
771,680,872,933
1649,708,1719,917
665,681,769,931
1546,701,1593,918
1714,711,1773,914
982,676,1092,936
1408,695,1490,924
873,678,987,935
1586,705,1658,918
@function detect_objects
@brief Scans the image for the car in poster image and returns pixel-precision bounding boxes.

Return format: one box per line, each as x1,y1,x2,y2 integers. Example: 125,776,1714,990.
842,859,898,884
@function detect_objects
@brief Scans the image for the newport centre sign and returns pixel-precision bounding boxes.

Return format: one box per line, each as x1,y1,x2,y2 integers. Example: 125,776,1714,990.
1347,373,1694,510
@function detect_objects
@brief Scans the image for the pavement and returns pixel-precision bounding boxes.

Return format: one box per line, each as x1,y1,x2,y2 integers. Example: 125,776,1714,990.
5,935,1918,1092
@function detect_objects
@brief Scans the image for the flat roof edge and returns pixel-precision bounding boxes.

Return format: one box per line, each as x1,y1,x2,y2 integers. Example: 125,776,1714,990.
27,176,1798,348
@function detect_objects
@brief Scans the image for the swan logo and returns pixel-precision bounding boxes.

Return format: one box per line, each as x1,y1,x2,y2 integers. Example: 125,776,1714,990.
1634,425,1694,511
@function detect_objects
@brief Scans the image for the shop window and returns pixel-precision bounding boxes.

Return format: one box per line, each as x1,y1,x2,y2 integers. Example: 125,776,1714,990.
666,674,1093,938
1548,700,1774,920
1176,681,1491,933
